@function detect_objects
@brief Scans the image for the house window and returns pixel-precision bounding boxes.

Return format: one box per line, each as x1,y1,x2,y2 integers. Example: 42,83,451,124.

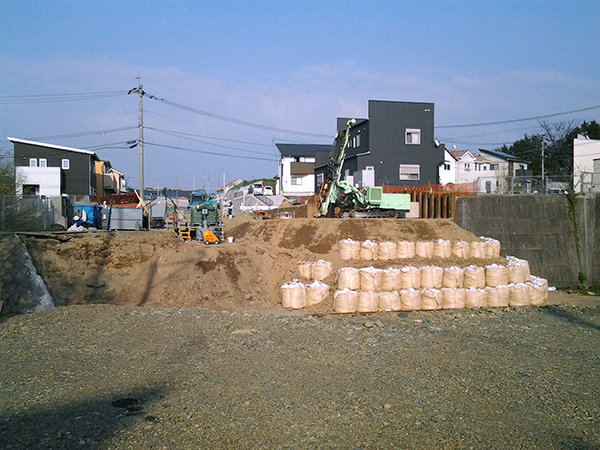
39,158,47,167
291,177,302,185
62,159,70,170
465,163,470,171
356,134,360,147
299,156,306,162
489,164,499,170
399,164,420,180
405,129,421,145
29,158,37,167
444,163,451,171
316,173,324,185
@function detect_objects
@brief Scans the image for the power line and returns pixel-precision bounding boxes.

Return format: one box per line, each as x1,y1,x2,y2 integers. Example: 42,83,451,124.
146,127,274,147
0,90,126,104
142,91,332,139
29,126,137,141
145,142,278,162
436,104,600,129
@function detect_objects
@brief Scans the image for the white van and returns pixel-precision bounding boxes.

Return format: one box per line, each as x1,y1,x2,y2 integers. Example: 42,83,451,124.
250,183,264,195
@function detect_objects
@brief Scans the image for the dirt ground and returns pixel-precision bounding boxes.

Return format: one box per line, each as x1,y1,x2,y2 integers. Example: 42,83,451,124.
22,215,600,313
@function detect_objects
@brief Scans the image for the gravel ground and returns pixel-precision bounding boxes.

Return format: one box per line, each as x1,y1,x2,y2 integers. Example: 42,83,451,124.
1,304,599,449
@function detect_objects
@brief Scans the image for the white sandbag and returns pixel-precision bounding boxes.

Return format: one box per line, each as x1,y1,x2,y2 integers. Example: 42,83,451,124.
305,280,329,306
421,288,442,310
339,239,360,260
442,288,466,309
400,266,421,290
464,265,485,288
531,276,548,301
486,285,508,308
357,291,379,313
397,241,415,259
433,239,451,258
360,240,378,261
443,266,464,288
470,241,483,259
509,283,531,306
381,268,402,291
378,241,397,260
297,261,312,279
507,260,526,284
337,267,360,290
451,240,471,258
481,237,501,258
379,291,401,311
466,287,488,308
400,288,422,311
485,264,508,287
333,289,359,313
312,259,333,281
420,265,443,289
281,281,306,309
415,241,434,258
359,267,383,292
507,256,531,282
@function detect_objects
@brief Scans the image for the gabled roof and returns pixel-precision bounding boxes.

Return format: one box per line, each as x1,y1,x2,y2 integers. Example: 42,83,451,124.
479,148,529,164
275,143,331,157
8,137,98,157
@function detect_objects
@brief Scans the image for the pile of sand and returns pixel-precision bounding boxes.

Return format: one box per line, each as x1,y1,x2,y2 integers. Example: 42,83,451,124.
24,218,484,312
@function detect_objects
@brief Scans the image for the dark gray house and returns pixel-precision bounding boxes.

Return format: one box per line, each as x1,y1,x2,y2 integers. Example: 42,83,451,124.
315,100,445,190
10,137,100,196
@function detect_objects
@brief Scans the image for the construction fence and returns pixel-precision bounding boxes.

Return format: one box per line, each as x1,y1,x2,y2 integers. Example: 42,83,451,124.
0,195,60,232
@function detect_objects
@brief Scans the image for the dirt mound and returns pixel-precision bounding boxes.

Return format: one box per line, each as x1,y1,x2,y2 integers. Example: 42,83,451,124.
24,218,485,312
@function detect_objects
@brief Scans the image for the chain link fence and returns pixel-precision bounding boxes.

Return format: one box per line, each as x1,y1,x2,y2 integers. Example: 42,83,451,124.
0,195,58,232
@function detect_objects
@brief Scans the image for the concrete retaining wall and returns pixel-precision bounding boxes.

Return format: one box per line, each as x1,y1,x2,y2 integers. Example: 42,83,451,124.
455,195,599,287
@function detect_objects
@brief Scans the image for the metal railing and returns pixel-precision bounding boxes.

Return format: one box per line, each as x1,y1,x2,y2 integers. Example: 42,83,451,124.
475,176,578,196
0,195,56,232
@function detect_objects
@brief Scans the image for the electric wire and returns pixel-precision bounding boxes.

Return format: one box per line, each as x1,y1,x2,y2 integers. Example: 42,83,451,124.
30,126,138,141
0,90,126,104
144,142,277,162
146,126,274,147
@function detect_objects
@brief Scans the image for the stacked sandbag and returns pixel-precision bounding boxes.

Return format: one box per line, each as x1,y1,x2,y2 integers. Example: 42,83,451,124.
464,265,486,288
312,260,333,281
379,291,401,311
359,267,383,292
485,264,508,287
378,241,397,260
466,287,488,308
507,260,527,284
443,266,464,288
281,281,306,309
470,241,483,259
486,285,509,308
337,267,360,290
397,241,415,259
305,280,329,307
339,239,360,260
297,261,312,279
509,283,531,306
360,240,378,261
481,237,501,258
451,241,471,258
334,289,358,313
528,276,548,305
400,266,421,289
433,239,452,258
421,288,442,310
400,288,422,311
381,268,402,291
442,287,466,309
507,256,531,282
415,241,434,258
420,266,443,289
357,291,379,313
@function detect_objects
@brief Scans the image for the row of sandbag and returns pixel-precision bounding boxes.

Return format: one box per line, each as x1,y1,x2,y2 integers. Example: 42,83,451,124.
332,280,548,313
337,259,532,292
339,237,501,261
280,279,548,311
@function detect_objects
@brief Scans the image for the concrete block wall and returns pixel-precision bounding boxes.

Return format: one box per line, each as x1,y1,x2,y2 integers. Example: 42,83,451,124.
455,195,599,287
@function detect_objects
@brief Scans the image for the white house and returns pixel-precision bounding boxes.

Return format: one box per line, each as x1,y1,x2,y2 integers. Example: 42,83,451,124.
574,135,600,193
275,143,330,197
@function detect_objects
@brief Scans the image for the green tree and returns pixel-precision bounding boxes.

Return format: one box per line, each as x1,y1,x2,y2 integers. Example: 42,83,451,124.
0,152,15,195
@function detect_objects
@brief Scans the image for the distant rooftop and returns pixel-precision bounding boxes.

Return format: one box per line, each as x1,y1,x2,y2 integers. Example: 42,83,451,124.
275,143,331,157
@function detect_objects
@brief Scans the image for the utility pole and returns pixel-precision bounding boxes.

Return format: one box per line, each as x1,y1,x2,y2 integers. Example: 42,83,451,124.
128,80,145,202
541,141,545,195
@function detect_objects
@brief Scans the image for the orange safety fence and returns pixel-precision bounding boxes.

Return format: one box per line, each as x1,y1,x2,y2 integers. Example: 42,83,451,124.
382,182,477,196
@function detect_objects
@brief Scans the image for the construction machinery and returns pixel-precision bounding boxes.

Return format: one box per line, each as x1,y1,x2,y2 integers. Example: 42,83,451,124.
316,119,411,218
189,191,225,244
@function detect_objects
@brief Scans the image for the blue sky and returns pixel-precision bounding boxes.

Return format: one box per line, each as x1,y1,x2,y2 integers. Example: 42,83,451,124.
1,1,599,190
